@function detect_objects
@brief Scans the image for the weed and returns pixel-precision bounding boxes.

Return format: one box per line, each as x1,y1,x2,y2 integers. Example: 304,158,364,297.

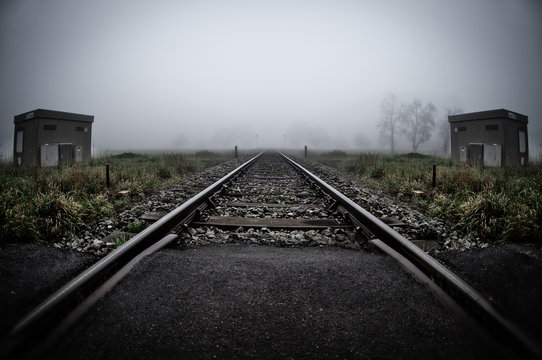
370,166,385,179
195,150,219,158
127,220,147,233
115,234,129,247
156,166,172,179
0,152,226,245
112,152,146,159
313,151,542,244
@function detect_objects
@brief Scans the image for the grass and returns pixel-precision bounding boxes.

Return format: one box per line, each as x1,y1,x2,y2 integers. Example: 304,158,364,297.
115,234,130,248
311,151,542,245
0,152,230,245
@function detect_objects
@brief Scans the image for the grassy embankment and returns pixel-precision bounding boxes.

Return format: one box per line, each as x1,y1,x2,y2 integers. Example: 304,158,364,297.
0,151,230,245
312,151,542,245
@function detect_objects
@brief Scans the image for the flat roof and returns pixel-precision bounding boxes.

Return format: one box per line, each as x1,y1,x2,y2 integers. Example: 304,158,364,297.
448,109,527,124
14,109,94,124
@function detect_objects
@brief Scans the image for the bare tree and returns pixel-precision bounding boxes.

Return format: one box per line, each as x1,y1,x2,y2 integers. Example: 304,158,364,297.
400,99,436,152
438,105,463,155
378,93,401,154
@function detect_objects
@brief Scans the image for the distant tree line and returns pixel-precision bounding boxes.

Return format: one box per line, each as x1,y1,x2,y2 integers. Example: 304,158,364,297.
378,93,462,154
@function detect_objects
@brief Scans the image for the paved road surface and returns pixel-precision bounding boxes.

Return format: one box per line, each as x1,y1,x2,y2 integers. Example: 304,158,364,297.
45,244,493,359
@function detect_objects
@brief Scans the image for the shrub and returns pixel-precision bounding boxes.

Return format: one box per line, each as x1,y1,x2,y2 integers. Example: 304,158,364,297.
0,152,224,245
112,152,145,159
370,165,386,179
156,166,172,179
195,150,219,158
313,152,542,244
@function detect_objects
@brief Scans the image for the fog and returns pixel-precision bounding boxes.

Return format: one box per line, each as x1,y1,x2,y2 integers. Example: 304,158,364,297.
1,0,541,157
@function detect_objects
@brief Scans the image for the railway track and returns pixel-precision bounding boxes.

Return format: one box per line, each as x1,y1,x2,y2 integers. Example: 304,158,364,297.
2,151,541,359
186,152,357,248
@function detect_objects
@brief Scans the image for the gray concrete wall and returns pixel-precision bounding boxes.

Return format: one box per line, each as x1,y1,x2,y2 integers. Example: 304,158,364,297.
450,119,505,163
13,121,38,166
503,121,528,165
14,115,92,166
450,117,528,166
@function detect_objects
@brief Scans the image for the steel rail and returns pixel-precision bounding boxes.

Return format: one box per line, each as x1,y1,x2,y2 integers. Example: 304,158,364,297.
4,152,263,359
279,151,542,360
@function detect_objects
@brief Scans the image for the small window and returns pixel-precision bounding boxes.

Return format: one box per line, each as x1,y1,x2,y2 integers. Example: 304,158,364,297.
16,130,23,153
454,126,466,133
486,124,498,131
519,130,526,153
76,126,84,132
44,124,57,131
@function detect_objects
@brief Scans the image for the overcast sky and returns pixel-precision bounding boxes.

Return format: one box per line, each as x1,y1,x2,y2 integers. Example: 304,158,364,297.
1,0,541,156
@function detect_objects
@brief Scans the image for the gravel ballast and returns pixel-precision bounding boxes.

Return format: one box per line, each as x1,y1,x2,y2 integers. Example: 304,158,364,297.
2,155,541,358
52,154,485,255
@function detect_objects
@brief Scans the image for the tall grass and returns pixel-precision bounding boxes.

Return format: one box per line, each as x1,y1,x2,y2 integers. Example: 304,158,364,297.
0,152,227,245
313,152,542,244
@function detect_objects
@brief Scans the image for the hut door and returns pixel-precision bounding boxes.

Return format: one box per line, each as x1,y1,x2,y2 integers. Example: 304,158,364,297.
483,144,502,167
469,144,484,166
75,146,83,162
40,144,59,167
59,144,73,165
459,145,467,162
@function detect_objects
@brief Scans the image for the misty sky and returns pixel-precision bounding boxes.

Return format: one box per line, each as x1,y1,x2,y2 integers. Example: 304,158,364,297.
1,0,541,156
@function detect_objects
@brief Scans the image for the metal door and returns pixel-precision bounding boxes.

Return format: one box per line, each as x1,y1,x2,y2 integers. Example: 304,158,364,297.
469,144,483,166
459,145,467,163
59,143,73,165
483,144,502,167
40,144,59,167
75,146,83,162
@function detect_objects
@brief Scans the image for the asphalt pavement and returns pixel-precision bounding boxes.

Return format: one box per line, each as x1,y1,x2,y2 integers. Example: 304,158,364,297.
45,244,493,359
